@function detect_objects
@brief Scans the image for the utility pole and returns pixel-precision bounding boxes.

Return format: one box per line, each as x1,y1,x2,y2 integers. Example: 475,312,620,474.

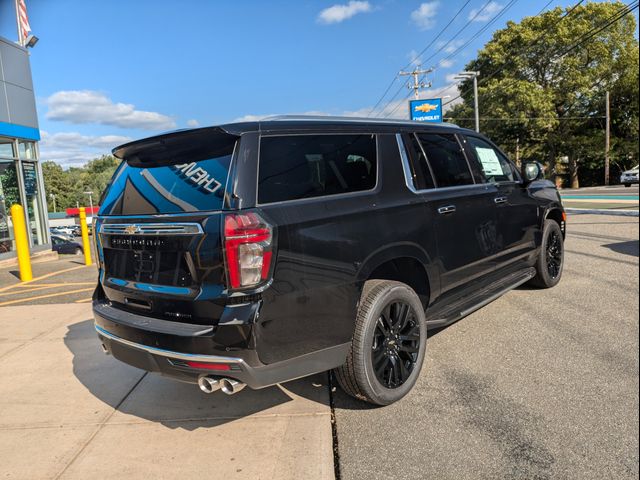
454,71,480,132
604,91,610,186
515,137,521,167
399,67,433,99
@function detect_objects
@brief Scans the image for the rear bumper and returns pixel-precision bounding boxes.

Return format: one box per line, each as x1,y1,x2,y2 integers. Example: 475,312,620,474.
93,302,349,389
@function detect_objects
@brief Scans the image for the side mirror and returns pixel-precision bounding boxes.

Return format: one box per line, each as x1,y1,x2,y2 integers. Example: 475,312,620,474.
521,161,544,185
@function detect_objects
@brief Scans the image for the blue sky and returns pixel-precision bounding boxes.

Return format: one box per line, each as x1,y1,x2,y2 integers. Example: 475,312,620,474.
0,0,634,166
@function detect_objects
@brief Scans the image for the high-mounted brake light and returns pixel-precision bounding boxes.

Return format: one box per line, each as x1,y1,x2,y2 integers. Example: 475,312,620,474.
223,212,273,289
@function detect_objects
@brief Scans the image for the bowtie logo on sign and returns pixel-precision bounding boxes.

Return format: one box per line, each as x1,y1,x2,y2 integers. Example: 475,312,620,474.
172,163,222,193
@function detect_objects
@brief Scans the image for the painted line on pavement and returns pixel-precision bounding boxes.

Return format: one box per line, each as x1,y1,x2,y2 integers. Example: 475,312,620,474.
0,287,95,307
566,208,639,217
0,265,90,293
74,298,93,303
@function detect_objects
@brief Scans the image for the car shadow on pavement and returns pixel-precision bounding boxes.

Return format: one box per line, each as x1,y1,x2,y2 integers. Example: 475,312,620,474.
64,319,330,430
603,240,639,257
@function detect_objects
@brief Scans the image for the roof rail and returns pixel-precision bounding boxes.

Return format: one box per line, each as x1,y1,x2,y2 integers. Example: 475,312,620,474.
262,114,459,128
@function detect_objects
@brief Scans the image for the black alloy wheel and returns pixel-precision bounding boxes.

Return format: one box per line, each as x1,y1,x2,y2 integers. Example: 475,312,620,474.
371,301,420,388
546,230,563,279
334,280,427,405
530,219,564,289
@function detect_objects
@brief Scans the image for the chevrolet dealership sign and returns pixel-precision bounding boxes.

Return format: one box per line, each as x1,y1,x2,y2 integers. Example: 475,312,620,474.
409,98,443,123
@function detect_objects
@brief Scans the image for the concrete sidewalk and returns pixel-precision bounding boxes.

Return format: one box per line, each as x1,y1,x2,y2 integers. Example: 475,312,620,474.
0,304,334,479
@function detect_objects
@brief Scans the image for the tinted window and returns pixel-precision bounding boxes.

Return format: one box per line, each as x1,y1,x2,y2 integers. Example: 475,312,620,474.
402,133,435,190
258,135,377,204
416,133,473,187
99,151,234,215
466,136,515,183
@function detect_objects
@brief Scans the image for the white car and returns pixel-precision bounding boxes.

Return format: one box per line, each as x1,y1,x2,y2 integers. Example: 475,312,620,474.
620,166,639,187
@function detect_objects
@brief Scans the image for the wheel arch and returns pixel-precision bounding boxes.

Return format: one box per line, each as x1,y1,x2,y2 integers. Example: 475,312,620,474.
356,243,437,309
544,206,566,239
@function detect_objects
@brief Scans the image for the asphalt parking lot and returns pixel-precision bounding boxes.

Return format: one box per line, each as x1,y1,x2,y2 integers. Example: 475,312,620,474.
334,214,639,479
0,213,638,479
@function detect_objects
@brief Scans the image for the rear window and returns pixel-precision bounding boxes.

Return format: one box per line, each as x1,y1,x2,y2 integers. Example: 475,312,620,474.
258,134,377,204
99,152,233,215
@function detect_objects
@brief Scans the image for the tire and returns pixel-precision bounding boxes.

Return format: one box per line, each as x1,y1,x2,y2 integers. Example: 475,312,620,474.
529,220,564,288
334,280,427,406
624,184,631,188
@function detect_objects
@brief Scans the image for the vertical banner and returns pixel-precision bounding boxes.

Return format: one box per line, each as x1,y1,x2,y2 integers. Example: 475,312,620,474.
409,98,443,123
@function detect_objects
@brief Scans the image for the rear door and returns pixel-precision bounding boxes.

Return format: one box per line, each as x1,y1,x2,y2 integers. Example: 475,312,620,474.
406,132,500,294
463,134,539,269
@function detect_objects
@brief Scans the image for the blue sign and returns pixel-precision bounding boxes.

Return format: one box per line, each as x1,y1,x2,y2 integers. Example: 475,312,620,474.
409,98,442,123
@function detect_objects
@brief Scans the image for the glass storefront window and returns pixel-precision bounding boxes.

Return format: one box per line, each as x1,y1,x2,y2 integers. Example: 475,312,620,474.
0,137,16,159
21,162,47,246
18,141,36,160
0,161,20,254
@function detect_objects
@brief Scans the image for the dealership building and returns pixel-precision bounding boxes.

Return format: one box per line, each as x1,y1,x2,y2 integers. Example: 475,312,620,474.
0,34,49,263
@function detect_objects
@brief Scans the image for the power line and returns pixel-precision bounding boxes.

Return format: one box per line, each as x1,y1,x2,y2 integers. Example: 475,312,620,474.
367,0,473,117
377,0,505,118
443,0,586,107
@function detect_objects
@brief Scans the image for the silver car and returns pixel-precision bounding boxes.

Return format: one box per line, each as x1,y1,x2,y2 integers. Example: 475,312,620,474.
620,166,639,187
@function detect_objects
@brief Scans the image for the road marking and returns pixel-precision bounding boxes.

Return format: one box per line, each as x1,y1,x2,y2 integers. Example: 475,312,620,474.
1,282,96,297
0,287,94,307
74,298,93,303
16,282,95,288
0,265,90,293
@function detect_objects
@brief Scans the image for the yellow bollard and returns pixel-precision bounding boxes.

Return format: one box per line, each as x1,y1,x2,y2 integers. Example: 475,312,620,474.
10,204,33,282
79,207,93,266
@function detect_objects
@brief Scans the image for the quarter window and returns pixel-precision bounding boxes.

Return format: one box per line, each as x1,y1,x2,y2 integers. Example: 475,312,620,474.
258,135,377,204
402,134,435,190
466,136,515,183
416,133,474,188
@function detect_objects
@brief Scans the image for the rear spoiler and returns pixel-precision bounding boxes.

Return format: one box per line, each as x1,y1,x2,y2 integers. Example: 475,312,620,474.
112,127,239,168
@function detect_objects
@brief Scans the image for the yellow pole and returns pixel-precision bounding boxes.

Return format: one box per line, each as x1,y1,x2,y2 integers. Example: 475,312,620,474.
79,207,92,266
10,204,33,282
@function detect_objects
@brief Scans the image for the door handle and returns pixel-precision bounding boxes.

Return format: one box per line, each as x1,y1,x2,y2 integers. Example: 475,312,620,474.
437,205,456,215
494,196,508,204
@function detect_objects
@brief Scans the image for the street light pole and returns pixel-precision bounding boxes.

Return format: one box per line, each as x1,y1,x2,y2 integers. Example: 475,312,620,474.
49,193,56,213
454,71,480,132
83,191,94,215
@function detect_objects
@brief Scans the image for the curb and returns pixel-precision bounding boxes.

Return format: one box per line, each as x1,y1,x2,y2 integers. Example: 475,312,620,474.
565,208,639,217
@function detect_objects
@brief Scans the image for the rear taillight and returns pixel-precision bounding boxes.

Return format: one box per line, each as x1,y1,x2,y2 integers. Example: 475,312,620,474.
223,212,273,290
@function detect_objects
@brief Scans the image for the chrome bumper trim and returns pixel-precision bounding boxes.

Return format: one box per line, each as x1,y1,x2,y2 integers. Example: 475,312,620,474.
94,324,245,365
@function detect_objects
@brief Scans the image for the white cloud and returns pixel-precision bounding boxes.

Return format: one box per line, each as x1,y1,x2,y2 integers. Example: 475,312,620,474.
318,1,372,24
186,119,200,127
439,59,454,68
39,131,132,167
436,39,464,54
406,50,422,67
469,1,502,22
411,2,439,30
45,90,176,131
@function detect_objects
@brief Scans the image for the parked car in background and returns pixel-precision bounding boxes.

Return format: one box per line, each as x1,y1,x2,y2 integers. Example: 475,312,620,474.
49,228,74,242
92,116,565,406
620,166,639,187
51,234,83,255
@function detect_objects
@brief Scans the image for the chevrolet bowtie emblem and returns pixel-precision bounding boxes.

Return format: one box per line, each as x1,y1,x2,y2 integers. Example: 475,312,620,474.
124,225,141,235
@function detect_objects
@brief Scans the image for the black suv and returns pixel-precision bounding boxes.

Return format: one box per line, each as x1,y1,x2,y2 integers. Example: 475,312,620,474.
93,116,565,405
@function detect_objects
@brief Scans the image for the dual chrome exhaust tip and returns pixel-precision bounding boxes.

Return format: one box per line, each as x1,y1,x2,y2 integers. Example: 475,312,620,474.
197,375,246,395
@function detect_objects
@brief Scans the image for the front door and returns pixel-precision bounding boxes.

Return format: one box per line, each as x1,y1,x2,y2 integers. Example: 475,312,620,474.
463,135,540,270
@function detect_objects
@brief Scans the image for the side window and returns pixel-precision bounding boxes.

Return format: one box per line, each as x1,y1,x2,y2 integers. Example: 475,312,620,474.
258,134,377,204
466,136,515,183
416,133,474,188
402,133,435,190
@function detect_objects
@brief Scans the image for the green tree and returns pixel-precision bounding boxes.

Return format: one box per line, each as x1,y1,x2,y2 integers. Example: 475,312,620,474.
41,155,121,211
447,2,639,187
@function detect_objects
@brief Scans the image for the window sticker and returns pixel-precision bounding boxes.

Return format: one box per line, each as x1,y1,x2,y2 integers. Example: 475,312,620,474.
475,147,504,176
